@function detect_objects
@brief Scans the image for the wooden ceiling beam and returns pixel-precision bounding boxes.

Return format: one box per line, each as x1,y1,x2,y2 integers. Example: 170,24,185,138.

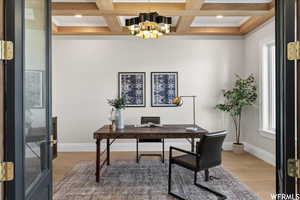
96,0,122,32
176,27,241,35
176,0,205,33
52,2,100,16
52,23,58,33
53,26,242,36
113,2,185,11
52,2,272,17
201,3,270,11
53,26,128,35
239,8,275,35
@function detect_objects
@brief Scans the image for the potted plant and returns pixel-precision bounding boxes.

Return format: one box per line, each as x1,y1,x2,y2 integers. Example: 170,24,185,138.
107,97,126,129
216,74,257,153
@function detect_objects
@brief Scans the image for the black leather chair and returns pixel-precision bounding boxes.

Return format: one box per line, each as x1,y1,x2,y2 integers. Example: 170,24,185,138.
136,117,165,163
168,131,227,200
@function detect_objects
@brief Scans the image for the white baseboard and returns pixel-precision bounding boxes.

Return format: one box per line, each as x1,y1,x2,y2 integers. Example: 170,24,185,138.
244,142,275,166
58,141,275,166
58,141,233,152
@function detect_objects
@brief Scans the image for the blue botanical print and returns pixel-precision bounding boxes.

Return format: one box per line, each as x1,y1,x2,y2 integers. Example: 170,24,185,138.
152,73,178,106
120,73,145,106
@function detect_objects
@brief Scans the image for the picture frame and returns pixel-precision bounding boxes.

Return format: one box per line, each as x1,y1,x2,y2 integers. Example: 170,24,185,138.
25,70,45,109
151,72,178,107
118,72,146,107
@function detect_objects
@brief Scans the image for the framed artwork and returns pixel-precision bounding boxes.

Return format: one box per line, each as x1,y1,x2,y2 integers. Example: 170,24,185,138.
118,72,146,107
25,70,45,109
151,72,178,107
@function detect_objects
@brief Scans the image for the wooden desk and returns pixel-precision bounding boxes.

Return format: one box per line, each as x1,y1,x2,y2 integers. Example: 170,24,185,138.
93,124,208,182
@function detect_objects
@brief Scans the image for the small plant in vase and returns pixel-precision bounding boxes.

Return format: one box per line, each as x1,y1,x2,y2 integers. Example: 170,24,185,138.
216,74,257,153
107,97,126,130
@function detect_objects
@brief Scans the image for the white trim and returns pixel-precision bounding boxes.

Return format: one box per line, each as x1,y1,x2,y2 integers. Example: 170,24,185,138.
244,142,275,166
258,129,276,140
258,38,276,135
57,141,275,166
58,141,233,152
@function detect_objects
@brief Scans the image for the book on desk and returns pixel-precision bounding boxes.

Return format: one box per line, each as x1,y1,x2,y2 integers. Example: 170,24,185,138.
134,122,163,128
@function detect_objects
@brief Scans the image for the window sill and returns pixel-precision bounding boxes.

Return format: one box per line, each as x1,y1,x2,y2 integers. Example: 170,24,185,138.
258,129,276,140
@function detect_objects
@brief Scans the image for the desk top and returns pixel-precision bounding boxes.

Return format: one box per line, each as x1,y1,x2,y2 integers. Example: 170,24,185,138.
94,124,208,139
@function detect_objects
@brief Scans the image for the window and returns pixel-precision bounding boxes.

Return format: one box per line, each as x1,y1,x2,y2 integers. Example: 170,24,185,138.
261,42,276,134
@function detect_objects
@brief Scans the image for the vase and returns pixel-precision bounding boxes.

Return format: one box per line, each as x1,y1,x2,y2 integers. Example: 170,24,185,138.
232,143,244,154
115,109,124,129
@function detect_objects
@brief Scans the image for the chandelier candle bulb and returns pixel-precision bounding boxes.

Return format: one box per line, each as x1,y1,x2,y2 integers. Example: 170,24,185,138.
126,12,172,39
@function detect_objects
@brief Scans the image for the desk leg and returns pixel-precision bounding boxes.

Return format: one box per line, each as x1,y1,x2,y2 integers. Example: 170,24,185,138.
107,138,110,165
191,138,195,152
96,139,100,182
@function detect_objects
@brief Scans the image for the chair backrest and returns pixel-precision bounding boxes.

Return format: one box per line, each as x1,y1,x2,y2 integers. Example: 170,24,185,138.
141,117,160,125
196,131,227,170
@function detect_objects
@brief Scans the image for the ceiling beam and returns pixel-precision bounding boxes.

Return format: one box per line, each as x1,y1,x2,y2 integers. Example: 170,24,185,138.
53,26,128,35
52,2,100,16
52,2,272,17
53,26,241,36
239,8,275,35
52,23,58,33
96,0,122,32
201,3,270,11
113,2,185,12
176,0,205,33
176,27,241,35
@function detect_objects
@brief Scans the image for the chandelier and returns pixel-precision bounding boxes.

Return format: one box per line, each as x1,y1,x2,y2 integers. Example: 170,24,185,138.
125,12,172,39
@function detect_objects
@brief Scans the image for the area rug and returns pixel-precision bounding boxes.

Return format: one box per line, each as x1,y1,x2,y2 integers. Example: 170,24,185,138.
54,160,261,200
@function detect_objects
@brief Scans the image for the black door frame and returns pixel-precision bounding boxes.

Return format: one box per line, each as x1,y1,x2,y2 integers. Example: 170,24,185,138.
2,0,298,198
275,0,296,196
4,0,53,199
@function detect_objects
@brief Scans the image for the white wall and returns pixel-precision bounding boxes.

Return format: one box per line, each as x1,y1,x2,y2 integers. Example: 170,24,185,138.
52,36,245,150
243,18,276,165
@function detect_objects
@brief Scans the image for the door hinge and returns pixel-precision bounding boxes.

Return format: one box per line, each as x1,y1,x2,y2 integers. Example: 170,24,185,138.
50,135,57,146
0,162,14,182
288,41,300,60
288,159,300,178
0,40,13,60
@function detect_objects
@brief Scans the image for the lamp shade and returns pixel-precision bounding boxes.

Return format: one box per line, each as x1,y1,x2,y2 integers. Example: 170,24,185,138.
172,96,183,106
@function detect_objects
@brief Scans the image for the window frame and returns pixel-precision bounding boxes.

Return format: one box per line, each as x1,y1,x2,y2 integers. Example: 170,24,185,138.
259,39,276,139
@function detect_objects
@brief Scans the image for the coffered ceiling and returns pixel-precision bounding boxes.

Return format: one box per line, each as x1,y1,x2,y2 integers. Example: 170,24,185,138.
51,0,275,36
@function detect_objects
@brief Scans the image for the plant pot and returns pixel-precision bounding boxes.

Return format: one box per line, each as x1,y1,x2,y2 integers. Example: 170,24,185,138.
115,109,124,129
232,143,244,154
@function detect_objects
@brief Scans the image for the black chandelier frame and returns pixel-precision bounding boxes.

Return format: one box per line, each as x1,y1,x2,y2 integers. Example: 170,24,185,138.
125,12,172,26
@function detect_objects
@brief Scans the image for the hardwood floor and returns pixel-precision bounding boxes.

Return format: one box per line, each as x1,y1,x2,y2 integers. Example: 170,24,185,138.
53,151,275,200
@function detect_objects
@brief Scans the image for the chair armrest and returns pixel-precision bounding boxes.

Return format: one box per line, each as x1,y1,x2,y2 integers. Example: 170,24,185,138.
169,146,199,158
169,146,200,170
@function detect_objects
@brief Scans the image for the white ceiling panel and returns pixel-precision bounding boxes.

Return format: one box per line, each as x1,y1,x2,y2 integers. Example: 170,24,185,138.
52,16,107,26
191,16,250,27
119,16,179,27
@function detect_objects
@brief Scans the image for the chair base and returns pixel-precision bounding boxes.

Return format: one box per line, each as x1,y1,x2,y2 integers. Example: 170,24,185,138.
169,182,227,200
168,160,226,200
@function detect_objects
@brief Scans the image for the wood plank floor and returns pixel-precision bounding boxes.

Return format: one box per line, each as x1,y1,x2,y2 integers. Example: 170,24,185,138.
53,151,275,200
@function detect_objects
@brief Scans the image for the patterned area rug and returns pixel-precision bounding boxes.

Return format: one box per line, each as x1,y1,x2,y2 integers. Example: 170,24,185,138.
54,160,261,200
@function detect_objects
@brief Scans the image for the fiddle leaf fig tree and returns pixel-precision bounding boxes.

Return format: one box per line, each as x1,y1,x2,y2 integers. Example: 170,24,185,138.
216,74,257,145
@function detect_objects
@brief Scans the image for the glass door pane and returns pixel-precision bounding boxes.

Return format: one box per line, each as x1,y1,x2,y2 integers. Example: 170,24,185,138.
24,0,48,192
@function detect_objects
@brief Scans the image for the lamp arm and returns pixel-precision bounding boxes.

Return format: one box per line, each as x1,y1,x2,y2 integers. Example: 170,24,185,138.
178,96,196,128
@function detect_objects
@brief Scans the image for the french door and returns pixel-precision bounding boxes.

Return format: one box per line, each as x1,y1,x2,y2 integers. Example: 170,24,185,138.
5,0,53,199
276,0,298,196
